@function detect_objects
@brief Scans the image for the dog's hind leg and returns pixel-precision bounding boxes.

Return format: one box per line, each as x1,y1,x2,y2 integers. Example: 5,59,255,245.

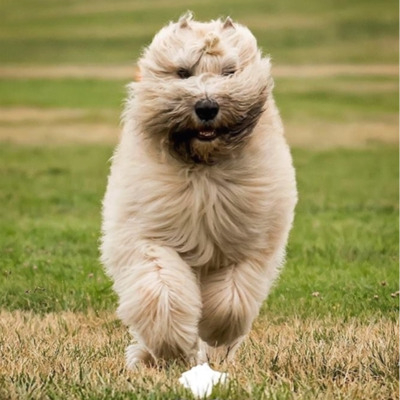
114,244,202,368
198,259,276,363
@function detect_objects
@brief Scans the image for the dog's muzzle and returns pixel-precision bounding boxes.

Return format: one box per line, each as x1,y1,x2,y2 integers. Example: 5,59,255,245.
194,99,219,141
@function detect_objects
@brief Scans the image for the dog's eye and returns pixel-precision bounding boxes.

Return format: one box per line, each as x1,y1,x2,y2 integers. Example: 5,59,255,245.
222,68,236,77
177,68,192,79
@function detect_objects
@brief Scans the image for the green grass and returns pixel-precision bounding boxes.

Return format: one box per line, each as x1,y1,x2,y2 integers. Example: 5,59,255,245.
0,144,114,312
0,0,398,65
0,79,127,109
268,147,399,320
1,144,398,320
275,75,399,121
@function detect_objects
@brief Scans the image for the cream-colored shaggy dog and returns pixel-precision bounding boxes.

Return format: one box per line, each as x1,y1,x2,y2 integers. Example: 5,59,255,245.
101,13,297,368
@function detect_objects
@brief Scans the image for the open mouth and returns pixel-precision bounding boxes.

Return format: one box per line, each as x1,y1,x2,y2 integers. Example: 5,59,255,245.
171,125,234,146
171,127,220,142
197,129,217,141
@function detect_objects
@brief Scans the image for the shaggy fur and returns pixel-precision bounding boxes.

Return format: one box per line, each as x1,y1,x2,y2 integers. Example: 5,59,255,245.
101,13,297,368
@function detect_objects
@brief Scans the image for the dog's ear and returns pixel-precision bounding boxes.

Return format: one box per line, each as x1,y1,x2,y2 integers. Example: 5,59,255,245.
178,11,193,29
222,17,235,30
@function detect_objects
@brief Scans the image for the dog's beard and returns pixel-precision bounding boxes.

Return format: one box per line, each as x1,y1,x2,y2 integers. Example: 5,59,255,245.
168,98,266,164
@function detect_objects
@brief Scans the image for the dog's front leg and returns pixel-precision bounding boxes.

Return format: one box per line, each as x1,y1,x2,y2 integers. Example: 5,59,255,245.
113,244,202,368
198,259,272,363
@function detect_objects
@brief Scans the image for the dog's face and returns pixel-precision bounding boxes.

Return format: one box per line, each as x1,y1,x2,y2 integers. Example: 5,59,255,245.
129,13,273,164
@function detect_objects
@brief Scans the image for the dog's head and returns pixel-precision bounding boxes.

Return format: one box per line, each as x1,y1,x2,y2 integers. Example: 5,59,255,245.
127,13,273,165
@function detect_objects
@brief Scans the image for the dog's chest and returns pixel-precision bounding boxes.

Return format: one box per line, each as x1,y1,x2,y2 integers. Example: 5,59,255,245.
140,169,267,268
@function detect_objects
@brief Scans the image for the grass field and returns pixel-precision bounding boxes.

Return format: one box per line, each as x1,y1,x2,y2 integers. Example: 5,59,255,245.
0,0,399,399
0,144,398,398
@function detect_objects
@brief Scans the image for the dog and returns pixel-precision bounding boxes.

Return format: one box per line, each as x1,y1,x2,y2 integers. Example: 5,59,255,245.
101,13,297,368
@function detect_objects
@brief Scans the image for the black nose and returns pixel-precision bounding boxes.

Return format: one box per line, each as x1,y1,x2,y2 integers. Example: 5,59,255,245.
195,99,219,121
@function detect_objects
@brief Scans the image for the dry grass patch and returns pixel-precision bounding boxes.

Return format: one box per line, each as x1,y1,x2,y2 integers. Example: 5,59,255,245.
0,122,119,145
0,107,90,123
0,310,398,399
0,107,119,145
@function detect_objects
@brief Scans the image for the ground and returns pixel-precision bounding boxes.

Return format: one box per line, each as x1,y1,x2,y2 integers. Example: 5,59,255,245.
1,312,397,399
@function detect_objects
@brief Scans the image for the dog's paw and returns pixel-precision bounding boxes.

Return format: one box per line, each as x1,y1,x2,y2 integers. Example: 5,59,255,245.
125,344,154,369
197,337,244,366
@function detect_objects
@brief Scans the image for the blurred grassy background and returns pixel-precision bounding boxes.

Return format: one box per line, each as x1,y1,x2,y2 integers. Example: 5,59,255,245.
0,0,398,64
0,0,398,147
